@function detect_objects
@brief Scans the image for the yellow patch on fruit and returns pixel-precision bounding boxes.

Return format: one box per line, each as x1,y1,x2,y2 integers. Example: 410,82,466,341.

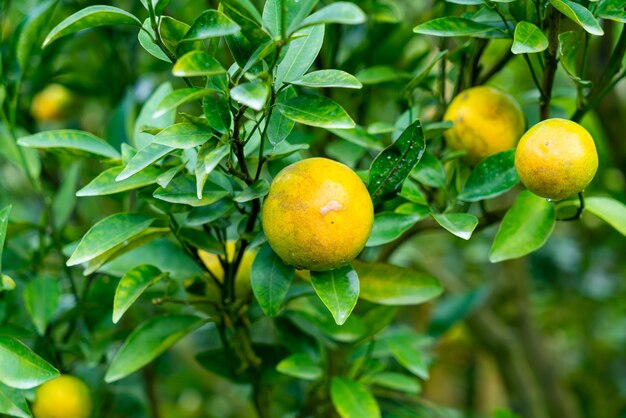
261,157,374,271
198,241,256,283
443,86,525,163
30,84,73,122
515,118,598,201
32,375,92,418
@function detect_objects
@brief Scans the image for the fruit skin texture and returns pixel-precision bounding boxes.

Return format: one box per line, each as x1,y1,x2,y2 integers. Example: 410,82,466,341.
443,86,525,163
30,84,72,122
32,375,92,418
262,158,374,271
515,118,598,201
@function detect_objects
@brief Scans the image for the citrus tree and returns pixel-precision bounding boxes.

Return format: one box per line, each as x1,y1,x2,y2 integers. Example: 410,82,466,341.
0,0,625,417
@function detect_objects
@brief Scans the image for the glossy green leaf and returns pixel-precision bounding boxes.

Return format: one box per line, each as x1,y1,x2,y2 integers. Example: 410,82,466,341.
300,2,367,28
0,336,59,389
231,81,270,111
202,91,232,134
23,276,61,335
18,130,120,160
134,83,176,149
113,265,167,323
0,383,31,418
399,180,428,205
276,353,321,380
413,17,503,38
251,244,295,317
549,0,603,35
327,126,383,151
67,213,155,266
356,66,410,85
512,21,548,54
366,212,425,247
310,265,359,325
490,190,555,262
266,88,296,146
105,315,206,382
17,0,58,70
52,162,80,229
234,179,269,203
77,165,160,197
153,175,228,207
290,69,362,89
182,9,240,42
117,143,174,181
596,0,626,23
405,50,448,92
152,123,213,148
172,51,227,77
370,372,421,394
154,89,215,118
410,150,446,188
277,95,355,129
431,213,478,240
368,120,426,201
331,377,381,418
585,197,626,236
195,142,228,199
0,206,11,272
158,16,195,56
458,150,519,201
43,5,141,47
355,261,443,305
558,31,590,87
386,336,429,379
275,25,324,86
138,18,170,62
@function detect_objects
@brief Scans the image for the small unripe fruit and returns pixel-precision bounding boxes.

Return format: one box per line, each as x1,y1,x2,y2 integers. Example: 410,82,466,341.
30,84,73,122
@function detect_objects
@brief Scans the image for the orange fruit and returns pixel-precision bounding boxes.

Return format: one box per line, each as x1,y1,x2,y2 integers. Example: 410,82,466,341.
32,375,92,418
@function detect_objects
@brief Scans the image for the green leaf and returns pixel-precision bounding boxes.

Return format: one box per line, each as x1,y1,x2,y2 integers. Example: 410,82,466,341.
585,196,626,236
234,179,269,203
52,162,81,229
23,276,61,335
105,315,206,382
251,245,295,316
263,0,317,37
300,2,367,28
152,123,213,149
113,265,167,324
276,353,321,380
0,206,11,272
431,213,478,240
310,265,359,325
413,17,503,38
17,0,58,70
290,69,362,89
202,91,232,134
134,83,176,149
275,25,324,86
182,9,241,42
549,0,603,36
458,150,519,202
596,0,626,23
172,51,227,77
77,165,161,197
0,336,59,389
370,372,421,394
277,95,355,129
154,89,216,118
231,81,270,111
368,120,426,202
410,150,446,188
153,175,228,207
0,383,31,418
512,21,548,54
195,142,227,199
18,130,120,160
356,66,410,85
355,261,443,305
43,5,141,47
117,143,174,181
138,18,170,62
386,336,429,379
490,190,555,262
366,212,424,247
331,377,381,418
327,126,383,151
67,213,155,266
405,50,448,92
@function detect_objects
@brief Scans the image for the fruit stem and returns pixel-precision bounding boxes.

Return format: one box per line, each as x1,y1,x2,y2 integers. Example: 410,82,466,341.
539,7,561,121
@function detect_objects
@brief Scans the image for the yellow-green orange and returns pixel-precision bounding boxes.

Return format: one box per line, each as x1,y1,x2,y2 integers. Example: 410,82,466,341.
198,241,256,297
515,118,598,201
31,84,72,122
32,375,92,418
443,86,525,163
262,158,373,271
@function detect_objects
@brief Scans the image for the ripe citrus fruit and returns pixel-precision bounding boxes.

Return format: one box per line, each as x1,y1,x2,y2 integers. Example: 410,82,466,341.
443,86,525,163
261,158,374,271
197,241,256,297
30,84,73,122
515,118,598,201
32,375,92,418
